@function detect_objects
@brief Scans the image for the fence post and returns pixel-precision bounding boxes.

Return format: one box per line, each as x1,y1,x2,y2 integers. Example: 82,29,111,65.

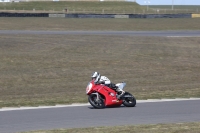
102,9,104,14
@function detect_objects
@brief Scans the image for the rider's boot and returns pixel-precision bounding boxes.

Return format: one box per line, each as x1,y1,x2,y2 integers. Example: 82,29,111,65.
109,83,125,100
116,89,125,100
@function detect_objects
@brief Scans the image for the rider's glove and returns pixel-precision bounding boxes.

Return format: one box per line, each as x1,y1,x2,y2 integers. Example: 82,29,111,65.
99,81,105,84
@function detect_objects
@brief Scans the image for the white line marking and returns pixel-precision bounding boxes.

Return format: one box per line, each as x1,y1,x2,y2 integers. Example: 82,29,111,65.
0,98,200,112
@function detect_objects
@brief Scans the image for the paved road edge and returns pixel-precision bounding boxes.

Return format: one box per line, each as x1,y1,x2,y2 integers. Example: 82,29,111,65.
1,98,200,112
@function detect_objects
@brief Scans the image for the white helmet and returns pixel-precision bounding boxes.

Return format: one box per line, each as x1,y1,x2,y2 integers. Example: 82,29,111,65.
91,72,101,82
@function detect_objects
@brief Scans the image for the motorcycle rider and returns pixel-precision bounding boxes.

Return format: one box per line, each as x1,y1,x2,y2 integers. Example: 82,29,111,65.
91,71,125,99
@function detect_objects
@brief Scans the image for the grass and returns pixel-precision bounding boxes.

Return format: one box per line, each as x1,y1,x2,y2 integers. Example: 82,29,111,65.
0,18,200,31
0,1,144,14
0,1,140,10
0,18,200,108
0,1,199,14
21,122,200,133
0,33,200,108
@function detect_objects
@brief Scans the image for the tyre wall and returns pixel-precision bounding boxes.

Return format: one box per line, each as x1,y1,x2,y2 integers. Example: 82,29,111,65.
0,12,195,18
65,14,115,18
0,12,49,17
65,13,192,18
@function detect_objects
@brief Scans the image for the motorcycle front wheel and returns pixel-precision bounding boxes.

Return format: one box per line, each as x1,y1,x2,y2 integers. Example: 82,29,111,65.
122,92,136,107
88,94,105,109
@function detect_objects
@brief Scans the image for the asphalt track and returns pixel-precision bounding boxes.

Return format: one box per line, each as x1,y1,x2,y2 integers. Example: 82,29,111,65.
1,30,200,133
0,99,200,133
0,30,200,37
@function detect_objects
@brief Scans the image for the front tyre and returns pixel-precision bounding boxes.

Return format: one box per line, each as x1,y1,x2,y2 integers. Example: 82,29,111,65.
88,94,105,109
122,92,136,107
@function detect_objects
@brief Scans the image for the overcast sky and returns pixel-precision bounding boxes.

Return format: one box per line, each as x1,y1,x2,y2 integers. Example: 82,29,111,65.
135,0,200,5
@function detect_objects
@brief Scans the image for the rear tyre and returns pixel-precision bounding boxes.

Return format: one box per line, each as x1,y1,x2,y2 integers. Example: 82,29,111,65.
122,92,136,107
88,94,105,109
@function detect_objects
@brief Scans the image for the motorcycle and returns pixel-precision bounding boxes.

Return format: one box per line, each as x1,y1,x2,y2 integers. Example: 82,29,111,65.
86,80,136,109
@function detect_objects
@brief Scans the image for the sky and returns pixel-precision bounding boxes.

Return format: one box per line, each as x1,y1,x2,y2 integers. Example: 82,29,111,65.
134,0,200,5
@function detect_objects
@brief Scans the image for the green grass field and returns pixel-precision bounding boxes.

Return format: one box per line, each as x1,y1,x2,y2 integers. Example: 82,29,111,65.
0,1,199,14
1,34,200,108
22,122,200,133
0,18,200,108
0,1,144,14
0,1,140,10
1,18,200,31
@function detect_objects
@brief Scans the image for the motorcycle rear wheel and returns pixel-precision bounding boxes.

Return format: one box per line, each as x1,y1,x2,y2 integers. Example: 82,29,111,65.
88,94,105,109
122,92,136,107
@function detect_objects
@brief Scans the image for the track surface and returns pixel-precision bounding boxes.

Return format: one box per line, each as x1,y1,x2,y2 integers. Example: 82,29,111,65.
0,30,200,37
0,100,200,133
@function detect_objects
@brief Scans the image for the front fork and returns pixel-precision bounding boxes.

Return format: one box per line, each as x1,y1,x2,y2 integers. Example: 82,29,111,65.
92,92,100,101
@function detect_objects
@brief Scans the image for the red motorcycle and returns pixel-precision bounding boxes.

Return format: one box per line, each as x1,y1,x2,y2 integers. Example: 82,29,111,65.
86,80,136,109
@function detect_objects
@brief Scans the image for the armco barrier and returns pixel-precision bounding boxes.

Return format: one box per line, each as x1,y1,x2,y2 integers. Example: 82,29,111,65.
49,14,65,18
0,12,48,17
192,14,200,18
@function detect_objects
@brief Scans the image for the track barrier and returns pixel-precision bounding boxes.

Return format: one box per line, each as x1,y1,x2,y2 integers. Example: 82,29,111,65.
0,12,49,17
0,12,194,18
114,15,129,18
192,14,200,18
49,13,65,18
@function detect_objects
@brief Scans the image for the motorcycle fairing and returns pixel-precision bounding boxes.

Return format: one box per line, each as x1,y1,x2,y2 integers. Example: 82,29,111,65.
86,80,122,107
97,85,123,106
